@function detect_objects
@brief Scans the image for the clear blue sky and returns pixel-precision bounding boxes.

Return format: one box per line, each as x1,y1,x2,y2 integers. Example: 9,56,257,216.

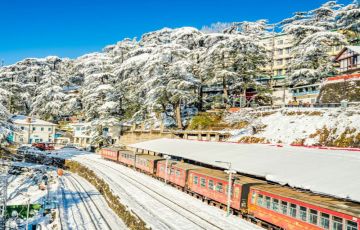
0,0,351,65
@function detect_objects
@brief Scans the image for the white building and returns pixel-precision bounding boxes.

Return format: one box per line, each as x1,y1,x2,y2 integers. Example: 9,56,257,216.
72,122,121,148
11,116,57,144
72,123,92,148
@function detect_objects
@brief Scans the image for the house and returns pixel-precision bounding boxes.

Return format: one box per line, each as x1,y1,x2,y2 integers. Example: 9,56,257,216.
72,122,92,148
334,46,360,74
289,84,321,104
10,115,57,144
72,122,121,148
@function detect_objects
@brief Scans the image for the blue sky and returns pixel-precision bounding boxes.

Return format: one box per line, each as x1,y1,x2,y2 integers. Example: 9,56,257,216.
0,0,351,65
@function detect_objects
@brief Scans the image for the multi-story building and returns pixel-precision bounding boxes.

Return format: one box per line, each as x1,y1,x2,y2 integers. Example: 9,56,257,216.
334,46,360,74
72,122,121,148
259,33,344,83
10,115,57,144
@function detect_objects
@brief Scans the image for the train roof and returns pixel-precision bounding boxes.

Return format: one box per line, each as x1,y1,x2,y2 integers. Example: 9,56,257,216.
158,160,201,170
136,154,163,161
129,138,360,203
252,184,360,218
190,166,263,185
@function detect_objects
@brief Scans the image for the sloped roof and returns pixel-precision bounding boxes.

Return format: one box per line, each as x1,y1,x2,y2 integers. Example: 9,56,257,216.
12,115,56,126
335,45,360,60
130,138,360,202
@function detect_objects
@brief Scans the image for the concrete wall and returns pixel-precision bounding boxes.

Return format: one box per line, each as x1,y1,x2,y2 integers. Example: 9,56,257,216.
119,131,175,145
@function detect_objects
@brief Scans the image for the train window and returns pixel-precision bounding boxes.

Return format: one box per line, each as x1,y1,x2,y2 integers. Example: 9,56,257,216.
299,206,307,221
309,209,318,225
175,170,180,177
170,169,174,175
346,220,358,230
194,176,198,185
216,183,223,193
251,193,256,204
200,178,206,187
208,180,214,190
160,166,164,172
257,194,263,206
320,213,330,229
333,216,343,230
265,197,271,209
281,201,288,215
272,199,279,212
290,203,297,218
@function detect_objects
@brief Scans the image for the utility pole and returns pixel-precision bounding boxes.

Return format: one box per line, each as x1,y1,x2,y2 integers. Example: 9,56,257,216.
163,155,171,185
215,161,236,217
0,160,9,229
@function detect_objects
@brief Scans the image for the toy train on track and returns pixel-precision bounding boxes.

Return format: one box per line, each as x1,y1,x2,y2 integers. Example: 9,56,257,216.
100,147,360,230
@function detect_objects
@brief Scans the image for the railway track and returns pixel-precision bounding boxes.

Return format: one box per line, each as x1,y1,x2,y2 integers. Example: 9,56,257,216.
60,173,117,230
81,157,239,230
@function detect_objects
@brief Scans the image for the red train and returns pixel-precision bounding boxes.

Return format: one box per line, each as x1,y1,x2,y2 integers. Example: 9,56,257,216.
100,148,360,230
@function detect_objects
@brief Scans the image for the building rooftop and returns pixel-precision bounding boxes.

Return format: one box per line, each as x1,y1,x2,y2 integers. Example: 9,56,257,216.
11,115,56,126
129,138,360,203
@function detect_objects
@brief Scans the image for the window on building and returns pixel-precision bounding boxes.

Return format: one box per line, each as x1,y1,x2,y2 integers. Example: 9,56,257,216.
276,69,283,76
333,216,343,230
200,178,206,187
76,127,80,131
272,199,279,212
32,127,36,131
309,209,318,225
277,40,283,45
346,220,358,230
216,182,223,192
286,47,291,54
194,176,198,185
276,59,283,65
208,180,214,190
277,49,283,55
48,127,52,132
320,213,330,229
21,126,24,130
290,204,297,218
299,206,307,221
40,127,43,131
257,194,263,206
265,196,271,209
281,201,288,215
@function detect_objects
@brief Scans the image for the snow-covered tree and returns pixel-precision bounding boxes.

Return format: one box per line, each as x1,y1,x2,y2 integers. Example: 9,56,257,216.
0,103,12,144
282,1,347,85
31,70,66,120
205,35,267,102
336,1,360,43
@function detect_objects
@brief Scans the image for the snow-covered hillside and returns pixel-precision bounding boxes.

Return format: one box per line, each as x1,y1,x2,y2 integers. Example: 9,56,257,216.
225,107,360,147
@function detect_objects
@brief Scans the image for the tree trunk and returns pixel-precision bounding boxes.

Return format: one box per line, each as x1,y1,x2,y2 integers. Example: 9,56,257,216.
175,103,183,129
198,85,203,111
223,77,228,104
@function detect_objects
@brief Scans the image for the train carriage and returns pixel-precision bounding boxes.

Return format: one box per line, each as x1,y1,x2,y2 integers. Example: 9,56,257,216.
100,147,121,161
248,184,360,230
156,160,198,188
187,167,263,211
135,154,163,174
118,150,136,166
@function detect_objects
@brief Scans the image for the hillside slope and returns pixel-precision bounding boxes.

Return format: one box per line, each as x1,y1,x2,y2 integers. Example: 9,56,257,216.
224,107,360,147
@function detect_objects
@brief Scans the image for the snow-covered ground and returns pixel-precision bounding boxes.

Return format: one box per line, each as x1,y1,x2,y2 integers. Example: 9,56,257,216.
5,161,126,230
52,149,262,230
225,107,360,145
58,172,127,230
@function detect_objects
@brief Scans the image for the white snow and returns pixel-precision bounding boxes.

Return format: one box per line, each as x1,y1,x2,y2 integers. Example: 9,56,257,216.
129,138,360,203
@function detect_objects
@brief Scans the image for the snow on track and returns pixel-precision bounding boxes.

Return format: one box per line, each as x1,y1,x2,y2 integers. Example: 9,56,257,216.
58,172,127,230
60,152,261,230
